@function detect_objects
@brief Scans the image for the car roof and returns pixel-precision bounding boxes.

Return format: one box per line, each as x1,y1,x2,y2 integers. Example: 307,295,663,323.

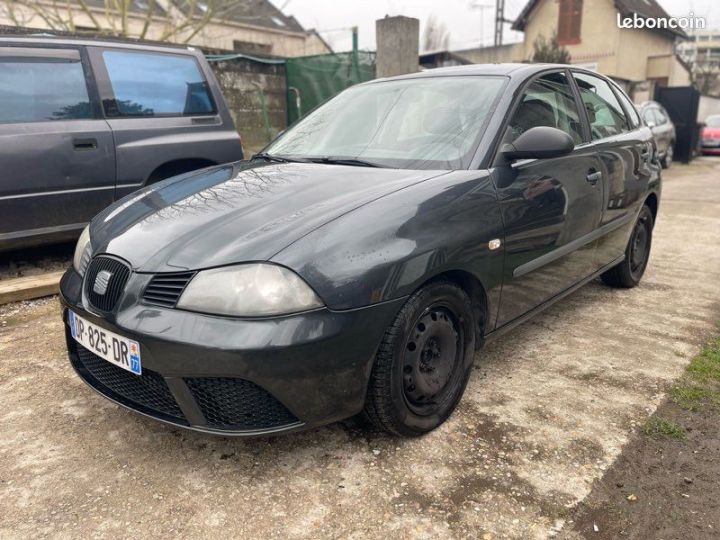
0,35,197,55
367,63,612,85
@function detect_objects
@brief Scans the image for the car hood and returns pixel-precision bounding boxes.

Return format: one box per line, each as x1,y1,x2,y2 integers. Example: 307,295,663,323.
91,161,448,272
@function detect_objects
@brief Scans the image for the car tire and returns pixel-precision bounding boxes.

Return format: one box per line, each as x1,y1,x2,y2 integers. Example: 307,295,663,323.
661,143,673,169
601,205,654,288
362,280,476,436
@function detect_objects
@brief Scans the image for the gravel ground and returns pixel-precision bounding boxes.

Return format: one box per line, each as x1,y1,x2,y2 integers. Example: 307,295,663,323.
0,243,74,281
1,158,719,539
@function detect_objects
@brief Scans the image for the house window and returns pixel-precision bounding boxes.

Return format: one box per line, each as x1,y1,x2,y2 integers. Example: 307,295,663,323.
558,0,582,45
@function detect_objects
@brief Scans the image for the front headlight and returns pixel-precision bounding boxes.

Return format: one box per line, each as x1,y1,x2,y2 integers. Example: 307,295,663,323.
176,264,323,317
73,225,92,276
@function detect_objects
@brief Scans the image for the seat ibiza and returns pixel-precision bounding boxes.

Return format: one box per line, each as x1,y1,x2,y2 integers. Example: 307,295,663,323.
60,64,661,437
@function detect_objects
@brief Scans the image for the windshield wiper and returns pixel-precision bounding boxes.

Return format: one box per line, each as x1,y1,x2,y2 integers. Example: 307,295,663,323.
308,156,387,168
251,152,312,164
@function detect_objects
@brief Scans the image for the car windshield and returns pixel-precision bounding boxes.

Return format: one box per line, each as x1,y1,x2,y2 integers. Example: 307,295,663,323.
264,76,507,170
706,115,720,127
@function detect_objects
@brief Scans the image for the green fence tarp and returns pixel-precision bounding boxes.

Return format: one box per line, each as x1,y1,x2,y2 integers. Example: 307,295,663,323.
285,51,375,125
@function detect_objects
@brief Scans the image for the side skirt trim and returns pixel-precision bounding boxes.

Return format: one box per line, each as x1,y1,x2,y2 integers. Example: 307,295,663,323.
513,212,635,278
485,254,625,344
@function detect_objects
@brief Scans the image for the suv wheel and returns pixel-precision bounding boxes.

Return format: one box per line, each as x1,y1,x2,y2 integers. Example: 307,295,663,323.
362,281,476,436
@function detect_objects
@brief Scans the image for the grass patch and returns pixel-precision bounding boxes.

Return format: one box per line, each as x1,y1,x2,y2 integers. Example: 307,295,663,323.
644,416,686,440
668,382,713,411
686,338,720,383
668,334,720,411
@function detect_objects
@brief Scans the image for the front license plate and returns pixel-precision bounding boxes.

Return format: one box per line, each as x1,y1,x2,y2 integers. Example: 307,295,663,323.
68,310,142,375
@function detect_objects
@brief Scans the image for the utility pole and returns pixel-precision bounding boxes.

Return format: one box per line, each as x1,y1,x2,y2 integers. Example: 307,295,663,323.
493,0,515,47
494,0,504,46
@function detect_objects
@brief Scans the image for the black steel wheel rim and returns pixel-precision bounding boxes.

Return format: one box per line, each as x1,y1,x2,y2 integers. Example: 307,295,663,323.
402,305,464,416
629,213,650,278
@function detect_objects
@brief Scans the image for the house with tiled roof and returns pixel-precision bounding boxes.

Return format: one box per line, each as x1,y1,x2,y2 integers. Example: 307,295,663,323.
0,0,330,57
511,0,690,98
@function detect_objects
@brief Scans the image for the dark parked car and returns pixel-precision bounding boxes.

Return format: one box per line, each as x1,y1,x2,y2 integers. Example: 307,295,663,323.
701,114,720,155
0,36,243,251
60,64,661,437
637,101,675,168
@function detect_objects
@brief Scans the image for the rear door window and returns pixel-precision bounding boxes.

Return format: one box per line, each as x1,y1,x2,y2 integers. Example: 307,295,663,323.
573,72,630,140
101,50,214,117
0,48,91,124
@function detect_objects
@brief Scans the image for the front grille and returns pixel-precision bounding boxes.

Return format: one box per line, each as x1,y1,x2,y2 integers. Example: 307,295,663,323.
142,271,195,308
185,377,298,430
84,256,131,312
73,342,185,422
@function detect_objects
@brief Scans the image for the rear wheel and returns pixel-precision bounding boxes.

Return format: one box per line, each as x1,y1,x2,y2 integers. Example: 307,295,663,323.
601,205,654,288
363,281,476,436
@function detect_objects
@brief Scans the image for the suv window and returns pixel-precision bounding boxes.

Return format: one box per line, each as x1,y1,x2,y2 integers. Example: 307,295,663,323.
505,71,584,145
0,53,91,124
642,108,656,126
573,72,629,140
101,50,214,117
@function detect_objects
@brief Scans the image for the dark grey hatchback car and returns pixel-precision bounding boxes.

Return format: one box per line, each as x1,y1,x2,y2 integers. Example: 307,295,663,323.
0,36,243,251
60,64,661,437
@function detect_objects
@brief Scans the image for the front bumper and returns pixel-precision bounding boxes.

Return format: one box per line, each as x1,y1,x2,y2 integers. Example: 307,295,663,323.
60,267,404,436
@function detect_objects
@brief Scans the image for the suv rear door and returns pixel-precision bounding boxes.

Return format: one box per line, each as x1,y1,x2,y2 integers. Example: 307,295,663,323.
0,45,115,249
87,46,242,199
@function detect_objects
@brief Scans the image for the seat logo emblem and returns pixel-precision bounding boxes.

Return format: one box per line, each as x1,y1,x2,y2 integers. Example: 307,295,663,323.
93,270,113,295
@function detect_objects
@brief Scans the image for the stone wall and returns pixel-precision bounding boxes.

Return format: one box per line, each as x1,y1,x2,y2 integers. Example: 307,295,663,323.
208,57,288,155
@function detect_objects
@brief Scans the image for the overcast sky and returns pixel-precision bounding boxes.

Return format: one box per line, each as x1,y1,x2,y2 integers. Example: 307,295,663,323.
281,0,719,52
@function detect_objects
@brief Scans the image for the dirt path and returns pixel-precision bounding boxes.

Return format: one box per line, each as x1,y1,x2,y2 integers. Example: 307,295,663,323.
564,364,720,539
1,158,719,539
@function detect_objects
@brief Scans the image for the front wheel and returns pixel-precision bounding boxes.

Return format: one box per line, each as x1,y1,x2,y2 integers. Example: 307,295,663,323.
362,281,476,436
601,205,654,288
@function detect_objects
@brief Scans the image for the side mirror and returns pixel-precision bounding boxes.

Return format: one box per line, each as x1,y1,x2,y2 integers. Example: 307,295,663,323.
501,126,575,161
646,121,656,128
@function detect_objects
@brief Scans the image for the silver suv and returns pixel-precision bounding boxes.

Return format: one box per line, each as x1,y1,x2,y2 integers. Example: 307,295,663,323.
0,36,243,251
637,100,675,169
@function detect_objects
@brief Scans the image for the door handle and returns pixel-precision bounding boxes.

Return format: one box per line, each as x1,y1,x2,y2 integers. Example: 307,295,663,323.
586,170,602,185
73,138,97,151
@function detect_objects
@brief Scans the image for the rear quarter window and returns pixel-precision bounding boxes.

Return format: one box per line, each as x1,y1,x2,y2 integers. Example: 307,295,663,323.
613,89,641,129
101,50,214,117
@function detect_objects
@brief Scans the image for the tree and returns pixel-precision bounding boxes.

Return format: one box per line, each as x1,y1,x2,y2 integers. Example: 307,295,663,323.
530,32,571,64
0,0,237,43
423,14,449,52
690,63,720,97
